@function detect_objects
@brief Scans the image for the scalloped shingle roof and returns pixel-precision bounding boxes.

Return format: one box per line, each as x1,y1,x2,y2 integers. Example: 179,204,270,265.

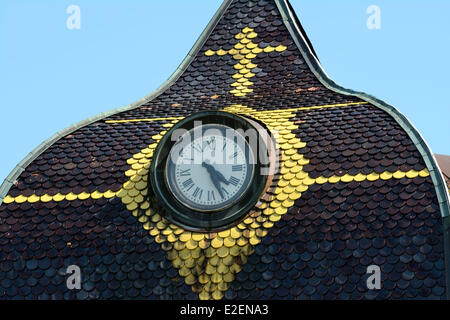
0,0,449,300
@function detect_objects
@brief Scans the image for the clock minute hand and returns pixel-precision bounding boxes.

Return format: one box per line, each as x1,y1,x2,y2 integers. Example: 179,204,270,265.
203,162,230,186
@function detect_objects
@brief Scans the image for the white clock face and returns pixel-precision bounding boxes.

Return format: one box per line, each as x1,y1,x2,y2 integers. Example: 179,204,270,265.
166,124,255,212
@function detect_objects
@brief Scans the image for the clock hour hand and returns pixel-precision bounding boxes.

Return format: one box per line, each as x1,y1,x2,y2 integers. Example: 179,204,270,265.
203,161,230,185
213,169,230,186
202,162,224,199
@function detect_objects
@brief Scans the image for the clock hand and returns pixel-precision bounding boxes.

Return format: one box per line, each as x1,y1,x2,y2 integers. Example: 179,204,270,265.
202,162,224,199
212,168,230,185
203,162,230,186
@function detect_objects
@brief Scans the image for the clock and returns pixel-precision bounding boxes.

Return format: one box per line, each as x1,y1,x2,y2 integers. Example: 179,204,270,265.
166,123,255,212
149,111,276,232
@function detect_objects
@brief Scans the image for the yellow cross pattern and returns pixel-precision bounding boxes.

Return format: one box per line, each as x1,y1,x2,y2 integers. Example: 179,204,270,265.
205,27,288,97
2,102,431,300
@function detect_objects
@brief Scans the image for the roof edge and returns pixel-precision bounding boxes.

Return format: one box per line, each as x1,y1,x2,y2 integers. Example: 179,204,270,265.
274,0,450,218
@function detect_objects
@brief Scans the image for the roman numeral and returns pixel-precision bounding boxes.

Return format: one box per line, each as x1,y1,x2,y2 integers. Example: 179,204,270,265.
180,169,191,177
206,137,216,149
193,187,203,199
232,165,243,171
221,187,229,196
229,152,238,159
182,178,194,191
229,176,240,187
193,143,203,153
208,190,216,201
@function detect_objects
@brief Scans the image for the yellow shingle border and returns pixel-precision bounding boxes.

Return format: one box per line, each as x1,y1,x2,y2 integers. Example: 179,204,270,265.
2,167,429,206
103,101,369,124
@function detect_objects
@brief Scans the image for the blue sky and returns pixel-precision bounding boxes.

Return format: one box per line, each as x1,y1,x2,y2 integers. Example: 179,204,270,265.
0,0,449,184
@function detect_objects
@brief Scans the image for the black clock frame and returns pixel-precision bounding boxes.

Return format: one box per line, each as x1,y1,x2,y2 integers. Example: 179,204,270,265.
149,111,271,232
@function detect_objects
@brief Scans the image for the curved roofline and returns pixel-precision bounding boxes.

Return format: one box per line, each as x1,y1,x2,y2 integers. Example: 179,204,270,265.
275,0,450,218
1,0,449,221
0,0,234,204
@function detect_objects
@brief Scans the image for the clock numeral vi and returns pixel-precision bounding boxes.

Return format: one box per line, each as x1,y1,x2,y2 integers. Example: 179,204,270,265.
208,191,216,201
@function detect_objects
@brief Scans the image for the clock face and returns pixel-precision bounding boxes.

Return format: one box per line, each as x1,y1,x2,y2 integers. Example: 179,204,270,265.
149,111,273,232
166,124,255,212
